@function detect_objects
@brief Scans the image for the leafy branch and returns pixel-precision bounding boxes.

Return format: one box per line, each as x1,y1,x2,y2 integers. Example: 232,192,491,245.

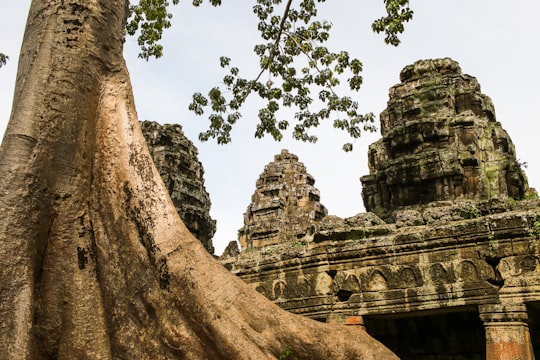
0,53,8,68
125,0,413,150
189,0,412,151
126,0,222,60
372,0,413,46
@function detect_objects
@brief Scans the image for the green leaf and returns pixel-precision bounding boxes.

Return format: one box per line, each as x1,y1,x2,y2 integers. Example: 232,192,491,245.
0,53,8,68
372,0,413,46
188,0,405,150
220,56,231,67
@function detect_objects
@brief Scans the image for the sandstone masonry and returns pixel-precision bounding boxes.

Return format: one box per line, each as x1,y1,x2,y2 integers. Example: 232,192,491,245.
238,149,327,251
224,59,540,359
141,120,216,254
361,58,529,222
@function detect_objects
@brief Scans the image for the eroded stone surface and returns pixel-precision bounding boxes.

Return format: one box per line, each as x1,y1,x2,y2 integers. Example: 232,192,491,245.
223,197,540,358
220,241,240,259
225,197,540,313
141,120,216,254
361,58,529,221
238,149,328,251
222,59,540,359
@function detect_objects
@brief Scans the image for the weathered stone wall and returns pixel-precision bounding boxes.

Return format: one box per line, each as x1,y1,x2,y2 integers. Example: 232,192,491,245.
224,199,540,316
223,59,540,359
238,149,327,251
361,58,529,222
141,120,216,254
223,198,540,358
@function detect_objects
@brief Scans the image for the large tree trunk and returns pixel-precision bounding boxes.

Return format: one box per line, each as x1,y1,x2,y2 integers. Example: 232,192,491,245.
0,1,397,358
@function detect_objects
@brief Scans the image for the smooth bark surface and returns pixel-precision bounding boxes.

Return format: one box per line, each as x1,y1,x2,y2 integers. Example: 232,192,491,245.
0,1,397,358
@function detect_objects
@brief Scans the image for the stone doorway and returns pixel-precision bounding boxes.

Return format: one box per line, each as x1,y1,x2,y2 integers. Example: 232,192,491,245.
527,302,540,357
364,308,485,359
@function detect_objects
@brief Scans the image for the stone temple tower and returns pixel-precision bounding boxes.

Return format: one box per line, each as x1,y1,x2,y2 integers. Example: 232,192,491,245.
238,149,327,251
141,120,216,254
361,58,529,221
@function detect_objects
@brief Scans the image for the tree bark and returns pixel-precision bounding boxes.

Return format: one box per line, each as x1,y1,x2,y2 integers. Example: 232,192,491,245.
0,1,397,359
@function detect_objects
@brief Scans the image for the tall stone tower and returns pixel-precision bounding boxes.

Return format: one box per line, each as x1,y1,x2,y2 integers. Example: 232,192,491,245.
238,149,327,251
141,121,216,254
361,58,528,221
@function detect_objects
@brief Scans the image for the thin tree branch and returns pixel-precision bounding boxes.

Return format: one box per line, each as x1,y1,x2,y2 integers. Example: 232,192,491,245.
237,0,294,103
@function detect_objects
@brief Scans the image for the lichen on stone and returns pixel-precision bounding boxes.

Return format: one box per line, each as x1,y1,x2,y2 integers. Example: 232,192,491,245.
361,58,529,222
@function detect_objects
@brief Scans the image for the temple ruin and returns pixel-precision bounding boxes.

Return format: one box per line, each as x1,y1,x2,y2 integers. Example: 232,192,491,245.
141,120,216,254
361,58,528,222
238,149,328,251
222,59,540,359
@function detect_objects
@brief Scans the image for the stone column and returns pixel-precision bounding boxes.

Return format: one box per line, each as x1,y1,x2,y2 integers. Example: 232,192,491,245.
479,304,535,360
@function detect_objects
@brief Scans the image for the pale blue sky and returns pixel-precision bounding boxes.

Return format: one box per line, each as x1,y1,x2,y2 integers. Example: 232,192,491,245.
1,1,539,254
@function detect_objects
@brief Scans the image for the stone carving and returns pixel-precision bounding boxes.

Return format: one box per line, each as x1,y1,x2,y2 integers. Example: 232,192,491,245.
428,263,451,285
367,271,388,291
141,120,216,254
361,58,529,221
224,200,540,357
222,60,540,359
220,240,240,259
230,200,533,295
238,149,328,250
